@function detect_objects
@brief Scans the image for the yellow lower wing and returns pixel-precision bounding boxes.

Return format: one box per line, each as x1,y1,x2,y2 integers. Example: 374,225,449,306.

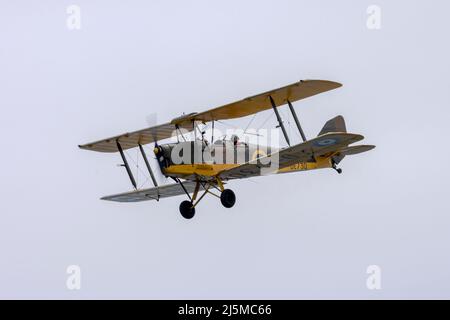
218,132,364,180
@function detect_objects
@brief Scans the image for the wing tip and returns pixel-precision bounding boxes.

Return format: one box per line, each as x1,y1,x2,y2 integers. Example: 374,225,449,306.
301,79,343,87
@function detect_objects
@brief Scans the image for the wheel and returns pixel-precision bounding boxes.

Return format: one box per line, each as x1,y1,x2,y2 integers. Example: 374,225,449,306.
336,168,343,174
179,200,195,219
220,189,236,208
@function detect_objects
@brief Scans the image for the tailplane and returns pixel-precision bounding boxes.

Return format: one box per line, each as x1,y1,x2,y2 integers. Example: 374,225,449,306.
317,116,375,171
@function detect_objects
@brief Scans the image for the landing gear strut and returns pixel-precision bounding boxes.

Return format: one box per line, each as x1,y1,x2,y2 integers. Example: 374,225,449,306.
179,200,195,219
177,177,236,219
220,189,236,208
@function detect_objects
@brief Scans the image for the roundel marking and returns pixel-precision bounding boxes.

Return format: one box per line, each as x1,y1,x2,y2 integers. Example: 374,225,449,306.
313,138,339,147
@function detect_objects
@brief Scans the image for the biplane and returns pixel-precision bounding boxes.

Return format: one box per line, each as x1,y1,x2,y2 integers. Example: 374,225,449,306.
79,80,374,219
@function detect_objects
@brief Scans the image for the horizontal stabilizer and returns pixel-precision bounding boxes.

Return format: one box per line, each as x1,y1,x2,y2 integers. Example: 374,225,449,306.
337,145,375,156
332,145,375,165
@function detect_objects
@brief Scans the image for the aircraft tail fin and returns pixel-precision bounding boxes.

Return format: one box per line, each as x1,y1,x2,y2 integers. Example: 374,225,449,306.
318,115,346,136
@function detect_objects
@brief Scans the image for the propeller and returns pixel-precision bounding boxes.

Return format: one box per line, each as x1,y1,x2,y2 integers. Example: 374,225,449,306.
148,142,168,186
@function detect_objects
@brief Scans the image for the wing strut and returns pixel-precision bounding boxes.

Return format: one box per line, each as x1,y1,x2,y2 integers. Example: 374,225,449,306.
287,100,307,142
173,177,192,201
116,140,137,190
138,143,158,187
269,96,290,146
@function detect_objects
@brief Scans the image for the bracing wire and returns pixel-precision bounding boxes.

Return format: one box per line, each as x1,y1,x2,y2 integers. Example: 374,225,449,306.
125,149,151,189
256,112,274,131
243,113,257,134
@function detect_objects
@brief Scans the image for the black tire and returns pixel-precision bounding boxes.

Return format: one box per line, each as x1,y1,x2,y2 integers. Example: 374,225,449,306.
220,189,236,208
179,200,195,219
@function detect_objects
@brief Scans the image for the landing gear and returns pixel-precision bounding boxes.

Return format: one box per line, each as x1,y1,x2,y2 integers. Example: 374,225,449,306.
220,189,236,208
177,178,235,219
179,200,195,219
332,160,343,174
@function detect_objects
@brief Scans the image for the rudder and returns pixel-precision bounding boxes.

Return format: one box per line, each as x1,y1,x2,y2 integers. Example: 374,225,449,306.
318,115,346,136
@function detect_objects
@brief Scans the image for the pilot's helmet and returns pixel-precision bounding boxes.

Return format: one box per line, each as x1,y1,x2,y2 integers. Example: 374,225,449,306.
231,134,239,145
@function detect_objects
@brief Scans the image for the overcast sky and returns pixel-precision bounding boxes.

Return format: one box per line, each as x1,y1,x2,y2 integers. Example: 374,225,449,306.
1,0,449,299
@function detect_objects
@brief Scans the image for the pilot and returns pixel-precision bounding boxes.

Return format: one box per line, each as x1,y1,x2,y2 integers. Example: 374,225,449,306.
231,134,239,146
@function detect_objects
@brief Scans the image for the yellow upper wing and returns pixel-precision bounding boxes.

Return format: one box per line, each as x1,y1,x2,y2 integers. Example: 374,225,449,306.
79,80,342,153
172,80,342,124
78,121,194,153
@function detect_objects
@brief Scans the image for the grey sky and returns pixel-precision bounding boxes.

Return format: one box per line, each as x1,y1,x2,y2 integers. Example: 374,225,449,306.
1,0,449,299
